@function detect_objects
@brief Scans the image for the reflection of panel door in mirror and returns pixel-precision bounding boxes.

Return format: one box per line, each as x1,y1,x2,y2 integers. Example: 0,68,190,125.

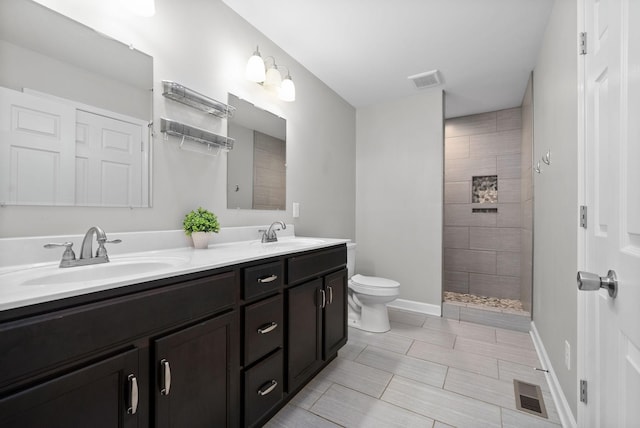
76,111,144,207
0,87,75,204
253,131,285,210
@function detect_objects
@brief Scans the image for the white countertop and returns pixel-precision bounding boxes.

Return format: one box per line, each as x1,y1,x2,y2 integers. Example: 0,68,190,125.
0,233,349,312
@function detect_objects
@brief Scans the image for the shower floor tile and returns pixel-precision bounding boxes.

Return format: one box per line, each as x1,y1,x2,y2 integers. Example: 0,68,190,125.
444,291,528,313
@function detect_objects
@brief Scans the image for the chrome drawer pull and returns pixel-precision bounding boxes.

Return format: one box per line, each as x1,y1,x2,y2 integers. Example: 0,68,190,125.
328,286,333,305
257,379,278,396
257,322,278,334
160,359,171,396
257,274,278,284
320,289,326,309
127,374,139,415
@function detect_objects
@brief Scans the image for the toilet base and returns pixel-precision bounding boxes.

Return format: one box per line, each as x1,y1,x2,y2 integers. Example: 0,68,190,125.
348,302,391,333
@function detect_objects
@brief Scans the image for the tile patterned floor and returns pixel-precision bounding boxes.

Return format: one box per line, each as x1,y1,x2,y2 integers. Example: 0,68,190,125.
265,308,561,428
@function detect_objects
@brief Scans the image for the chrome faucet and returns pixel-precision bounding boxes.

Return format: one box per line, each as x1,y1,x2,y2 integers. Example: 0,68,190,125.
260,221,286,243
45,226,121,268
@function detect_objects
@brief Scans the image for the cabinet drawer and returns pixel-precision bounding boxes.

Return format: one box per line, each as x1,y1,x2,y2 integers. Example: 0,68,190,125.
243,295,283,365
0,271,235,388
287,245,346,285
244,350,283,428
243,262,283,300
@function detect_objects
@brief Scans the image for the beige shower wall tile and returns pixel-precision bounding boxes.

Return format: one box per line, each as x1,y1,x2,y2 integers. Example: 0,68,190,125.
469,274,521,300
445,136,470,160
444,181,471,203
444,204,497,227
497,203,521,227
445,157,496,182
470,227,521,252
444,249,496,275
498,178,520,203
496,107,522,131
469,130,521,158
497,154,521,178
445,112,497,138
444,270,470,293
444,226,469,249
497,252,521,277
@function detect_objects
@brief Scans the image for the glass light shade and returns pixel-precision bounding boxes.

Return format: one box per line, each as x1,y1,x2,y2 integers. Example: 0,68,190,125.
264,66,282,88
126,0,156,17
279,76,296,102
246,52,266,83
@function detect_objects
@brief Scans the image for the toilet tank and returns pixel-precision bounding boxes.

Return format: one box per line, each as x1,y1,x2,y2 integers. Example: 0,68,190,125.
346,242,356,278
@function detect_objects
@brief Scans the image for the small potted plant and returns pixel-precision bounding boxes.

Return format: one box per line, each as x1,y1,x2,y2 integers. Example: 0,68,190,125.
183,207,220,249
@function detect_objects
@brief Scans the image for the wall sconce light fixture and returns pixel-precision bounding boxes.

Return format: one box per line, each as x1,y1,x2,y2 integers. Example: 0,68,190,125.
245,45,296,102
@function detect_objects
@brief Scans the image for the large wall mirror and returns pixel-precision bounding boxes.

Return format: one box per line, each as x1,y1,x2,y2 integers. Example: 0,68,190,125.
227,94,286,210
0,0,153,207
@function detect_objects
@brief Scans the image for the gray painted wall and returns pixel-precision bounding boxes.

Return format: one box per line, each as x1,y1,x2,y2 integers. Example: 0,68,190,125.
533,0,579,417
1,0,356,240
355,91,443,306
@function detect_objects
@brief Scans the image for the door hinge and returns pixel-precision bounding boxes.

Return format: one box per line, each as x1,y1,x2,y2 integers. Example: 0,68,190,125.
580,205,588,228
580,379,588,403
580,32,587,55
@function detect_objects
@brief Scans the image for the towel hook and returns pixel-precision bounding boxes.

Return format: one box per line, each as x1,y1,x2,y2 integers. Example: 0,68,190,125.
534,161,542,174
542,150,551,165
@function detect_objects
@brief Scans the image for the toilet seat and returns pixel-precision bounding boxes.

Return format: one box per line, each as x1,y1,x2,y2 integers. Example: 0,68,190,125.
349,274,399,296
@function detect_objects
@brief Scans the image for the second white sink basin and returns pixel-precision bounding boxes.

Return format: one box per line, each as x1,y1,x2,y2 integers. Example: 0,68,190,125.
19,257,190,287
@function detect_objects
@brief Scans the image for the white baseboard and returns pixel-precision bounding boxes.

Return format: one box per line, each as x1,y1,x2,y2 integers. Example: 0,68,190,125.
387,299,441,317
530,321,577,428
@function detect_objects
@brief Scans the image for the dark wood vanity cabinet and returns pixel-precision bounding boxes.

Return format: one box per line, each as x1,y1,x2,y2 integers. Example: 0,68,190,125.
0,243,347,428
0,270,238,428
286,247,348,393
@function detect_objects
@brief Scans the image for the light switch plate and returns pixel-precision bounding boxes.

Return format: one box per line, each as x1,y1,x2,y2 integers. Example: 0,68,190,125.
292,202,300,218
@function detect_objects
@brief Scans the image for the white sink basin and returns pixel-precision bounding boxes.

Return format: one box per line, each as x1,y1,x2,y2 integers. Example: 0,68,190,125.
17,257,190,287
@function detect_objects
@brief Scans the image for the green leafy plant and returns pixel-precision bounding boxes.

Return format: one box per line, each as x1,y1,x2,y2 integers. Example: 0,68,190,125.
182,207,220,236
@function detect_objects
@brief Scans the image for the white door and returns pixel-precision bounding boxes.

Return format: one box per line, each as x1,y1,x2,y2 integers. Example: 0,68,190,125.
580,0,640,425
76,110,144,207
0,87,75,205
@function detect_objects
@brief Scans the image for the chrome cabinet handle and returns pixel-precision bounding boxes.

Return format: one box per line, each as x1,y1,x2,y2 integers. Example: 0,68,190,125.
160,359,171,395
127,374,139,415
328,286,333,305
577,270,618,298
320,289,326,309
257,274,278,283
257,380,278,396
257,322,278,334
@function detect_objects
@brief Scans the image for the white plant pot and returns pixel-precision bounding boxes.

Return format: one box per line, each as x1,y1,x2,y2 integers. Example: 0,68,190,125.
191,232,212,249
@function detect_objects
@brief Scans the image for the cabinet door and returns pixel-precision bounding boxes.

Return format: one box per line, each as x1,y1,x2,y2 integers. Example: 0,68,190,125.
323,269,348,359
0,348,139,428
286,278,322,392
153,311,238,428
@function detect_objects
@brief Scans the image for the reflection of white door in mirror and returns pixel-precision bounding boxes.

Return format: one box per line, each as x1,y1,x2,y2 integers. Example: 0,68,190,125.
76,111,144,207
0,87,149,207
0,87,76,205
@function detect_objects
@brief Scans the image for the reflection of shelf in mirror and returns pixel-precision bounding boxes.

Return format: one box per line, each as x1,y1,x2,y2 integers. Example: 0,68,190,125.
161,118,234,152
162,81,235,118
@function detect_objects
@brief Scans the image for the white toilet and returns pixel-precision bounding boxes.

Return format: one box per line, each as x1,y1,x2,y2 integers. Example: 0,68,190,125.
346,243,400,333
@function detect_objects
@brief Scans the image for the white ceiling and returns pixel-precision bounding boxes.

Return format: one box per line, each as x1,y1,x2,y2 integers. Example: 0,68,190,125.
221,0,554,118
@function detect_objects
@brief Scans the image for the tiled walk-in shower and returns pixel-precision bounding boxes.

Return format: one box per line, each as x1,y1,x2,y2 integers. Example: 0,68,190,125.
443,76,534,327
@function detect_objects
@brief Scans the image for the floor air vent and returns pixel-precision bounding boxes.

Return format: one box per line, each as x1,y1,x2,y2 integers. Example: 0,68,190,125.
514,379,548,418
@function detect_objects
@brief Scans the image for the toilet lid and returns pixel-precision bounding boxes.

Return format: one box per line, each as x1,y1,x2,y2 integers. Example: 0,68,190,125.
351,274,399,289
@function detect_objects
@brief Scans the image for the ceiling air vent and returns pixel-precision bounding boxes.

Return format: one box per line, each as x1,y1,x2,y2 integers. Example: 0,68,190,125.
408,69,441,89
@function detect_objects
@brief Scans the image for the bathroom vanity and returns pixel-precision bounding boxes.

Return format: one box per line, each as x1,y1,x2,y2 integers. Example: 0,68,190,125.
0,237,348,428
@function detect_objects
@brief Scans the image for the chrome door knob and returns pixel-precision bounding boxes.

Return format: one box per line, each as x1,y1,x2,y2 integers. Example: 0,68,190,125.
577,270,618,298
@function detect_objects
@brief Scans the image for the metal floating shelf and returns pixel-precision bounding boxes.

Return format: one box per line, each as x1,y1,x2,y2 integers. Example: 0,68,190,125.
161,118,234,151
162,80,235,119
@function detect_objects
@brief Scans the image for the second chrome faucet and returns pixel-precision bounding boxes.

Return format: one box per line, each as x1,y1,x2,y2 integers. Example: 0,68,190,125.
260,221,286,243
